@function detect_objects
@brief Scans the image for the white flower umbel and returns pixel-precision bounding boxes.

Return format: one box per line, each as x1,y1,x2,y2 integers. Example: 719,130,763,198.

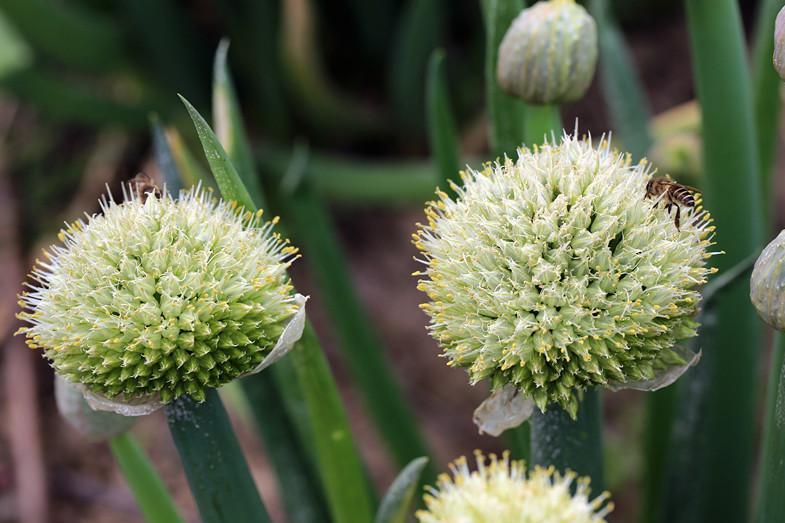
417,451,612,523
414,134,716,422
18,186,305,414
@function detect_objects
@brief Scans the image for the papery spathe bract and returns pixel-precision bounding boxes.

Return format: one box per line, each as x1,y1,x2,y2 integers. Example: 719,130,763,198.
55,375,136,441
414,134,716,422
18,185,305,413
416,451,612,523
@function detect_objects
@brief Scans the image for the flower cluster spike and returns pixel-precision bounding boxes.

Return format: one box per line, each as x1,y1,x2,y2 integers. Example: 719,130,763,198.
416,451,613,523
18,186,301,405
414,134,717,416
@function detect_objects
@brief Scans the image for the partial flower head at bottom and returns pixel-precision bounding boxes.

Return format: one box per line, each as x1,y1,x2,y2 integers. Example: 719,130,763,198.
416,451,612,523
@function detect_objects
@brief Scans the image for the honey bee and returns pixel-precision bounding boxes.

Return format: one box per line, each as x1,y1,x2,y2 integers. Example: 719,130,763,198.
644,177,700,229
128,172,160,202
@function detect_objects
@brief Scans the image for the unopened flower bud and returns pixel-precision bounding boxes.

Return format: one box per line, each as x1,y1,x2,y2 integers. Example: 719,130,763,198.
774,7,785,80
751,230,785,330
497,0,597,105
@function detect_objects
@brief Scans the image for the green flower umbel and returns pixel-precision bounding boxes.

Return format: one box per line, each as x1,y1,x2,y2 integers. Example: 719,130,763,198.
417,451,612,523
18,186,304,413
414,135,716,420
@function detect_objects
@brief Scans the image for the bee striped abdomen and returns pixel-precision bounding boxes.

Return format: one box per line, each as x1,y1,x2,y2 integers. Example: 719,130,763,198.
669,185,695,207
644,177,700,229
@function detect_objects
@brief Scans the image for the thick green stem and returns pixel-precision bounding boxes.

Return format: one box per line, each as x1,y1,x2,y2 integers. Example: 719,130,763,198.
640,385,678,523
427,49,461,193
523,105,562,146
182,94,375,523
289,324,376,523
752,0,785,201
682,2,764,520
588,0,652,159
481,0,527,158
389,0,445,133
756,332,785,522
257,148,437,205
109,433,184,523
240,375,329,523
530,389,604,486
166,389,270,523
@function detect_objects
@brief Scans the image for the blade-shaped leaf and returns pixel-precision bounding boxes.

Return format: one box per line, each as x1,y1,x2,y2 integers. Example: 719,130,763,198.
109,433,185,523
213,39,265,206
150,116,183,194
0,9,31,79
426,49,460,194
290,325,376,523
375,457,429,523
182,100,374,523
162,126,212,189
178,94,255,210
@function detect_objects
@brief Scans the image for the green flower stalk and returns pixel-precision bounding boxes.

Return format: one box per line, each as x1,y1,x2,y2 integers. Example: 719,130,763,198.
497,0,597,105
414,134,716,428
416,451,613,523
18,185,306,414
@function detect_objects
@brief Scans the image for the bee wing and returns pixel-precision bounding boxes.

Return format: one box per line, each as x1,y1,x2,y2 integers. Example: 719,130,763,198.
677,182,701,194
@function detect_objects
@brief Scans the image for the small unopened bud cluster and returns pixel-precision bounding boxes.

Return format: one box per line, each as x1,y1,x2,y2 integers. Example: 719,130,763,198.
414,135,716,417
417,451,612,523
18,186,300,405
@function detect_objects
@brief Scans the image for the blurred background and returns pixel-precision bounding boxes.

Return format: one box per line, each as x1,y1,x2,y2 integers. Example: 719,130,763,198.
0,0,781,522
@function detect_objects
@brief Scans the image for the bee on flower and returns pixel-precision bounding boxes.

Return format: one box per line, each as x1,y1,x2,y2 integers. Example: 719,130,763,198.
414,134,717,430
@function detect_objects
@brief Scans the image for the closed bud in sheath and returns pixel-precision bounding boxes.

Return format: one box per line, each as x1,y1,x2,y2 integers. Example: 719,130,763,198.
774,7,785,80
497,0,597,105
751,230,785,331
